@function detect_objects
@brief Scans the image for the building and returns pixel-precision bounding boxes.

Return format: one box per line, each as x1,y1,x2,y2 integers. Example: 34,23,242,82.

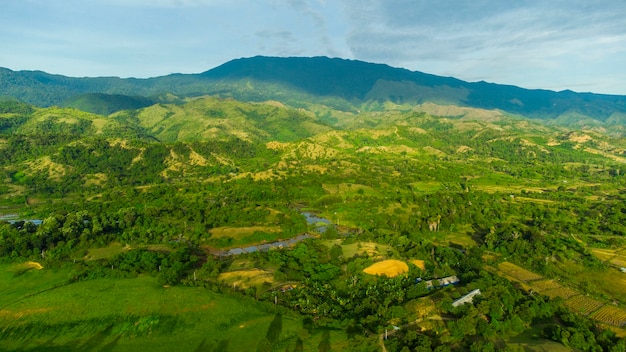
425,275,460,289
452,289,482,307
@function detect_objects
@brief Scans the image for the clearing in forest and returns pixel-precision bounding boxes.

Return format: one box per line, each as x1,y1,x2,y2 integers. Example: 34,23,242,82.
84,242,130,261
342,242,391,258
363,259,409,277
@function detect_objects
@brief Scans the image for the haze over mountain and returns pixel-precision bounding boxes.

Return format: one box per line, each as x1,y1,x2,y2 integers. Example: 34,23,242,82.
2,56,626,125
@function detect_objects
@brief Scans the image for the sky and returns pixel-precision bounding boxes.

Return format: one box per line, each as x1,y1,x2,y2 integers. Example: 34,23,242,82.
1,0,625,95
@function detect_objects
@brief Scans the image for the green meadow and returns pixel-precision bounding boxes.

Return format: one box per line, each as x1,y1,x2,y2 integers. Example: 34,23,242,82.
0,263,328,352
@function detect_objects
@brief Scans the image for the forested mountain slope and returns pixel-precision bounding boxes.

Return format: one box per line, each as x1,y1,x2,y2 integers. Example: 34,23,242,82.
2,56,626,125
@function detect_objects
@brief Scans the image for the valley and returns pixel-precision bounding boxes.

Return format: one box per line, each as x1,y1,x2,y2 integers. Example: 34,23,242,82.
1,67,626,351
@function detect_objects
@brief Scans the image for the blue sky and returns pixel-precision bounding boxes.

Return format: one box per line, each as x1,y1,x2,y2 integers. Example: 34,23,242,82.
1,0,625,94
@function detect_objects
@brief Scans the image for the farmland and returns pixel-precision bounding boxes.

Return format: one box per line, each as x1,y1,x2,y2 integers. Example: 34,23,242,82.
494,261,626,332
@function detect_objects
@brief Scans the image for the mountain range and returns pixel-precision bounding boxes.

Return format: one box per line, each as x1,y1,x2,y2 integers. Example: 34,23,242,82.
2,56,626,125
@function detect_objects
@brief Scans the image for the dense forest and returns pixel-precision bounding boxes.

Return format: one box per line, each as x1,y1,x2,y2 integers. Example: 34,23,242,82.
1,96,626,351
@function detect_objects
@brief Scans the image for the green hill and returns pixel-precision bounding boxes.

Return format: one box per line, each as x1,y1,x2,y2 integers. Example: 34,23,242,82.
61,93,155,115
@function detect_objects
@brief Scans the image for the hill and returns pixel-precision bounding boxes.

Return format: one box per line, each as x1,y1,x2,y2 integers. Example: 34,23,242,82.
2,57,626,125
61,93,155,115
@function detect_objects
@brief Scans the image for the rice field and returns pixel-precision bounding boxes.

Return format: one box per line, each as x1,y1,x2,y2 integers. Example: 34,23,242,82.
565,295,605,316
529,279,561,292
498,262,544,282
541,287,579,300
591,305,626,327
590,248,626,267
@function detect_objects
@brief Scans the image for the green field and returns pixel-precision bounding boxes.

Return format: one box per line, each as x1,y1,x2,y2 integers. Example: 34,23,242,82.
0,263,341,352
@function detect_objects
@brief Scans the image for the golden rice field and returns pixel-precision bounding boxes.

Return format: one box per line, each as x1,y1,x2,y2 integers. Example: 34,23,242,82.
363,259,409,278
498,262,544,282
591,305,626,327
565,295,605,316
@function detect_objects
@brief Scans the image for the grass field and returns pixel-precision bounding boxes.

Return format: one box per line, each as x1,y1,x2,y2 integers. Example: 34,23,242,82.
84,242,130,261
0,263,348,351
209,226,282,239
504,325,573,352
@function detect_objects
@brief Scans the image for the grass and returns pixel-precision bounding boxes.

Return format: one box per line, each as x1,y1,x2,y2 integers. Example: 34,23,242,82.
341,241,392,258
84,242,129,261
428,225,477,248
504,325,572,352
218,269,275,290
209,226,282,240
0,263,316,352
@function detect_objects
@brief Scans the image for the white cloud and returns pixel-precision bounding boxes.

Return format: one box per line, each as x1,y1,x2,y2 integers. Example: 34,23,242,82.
1,0,625,93
339,0,626,93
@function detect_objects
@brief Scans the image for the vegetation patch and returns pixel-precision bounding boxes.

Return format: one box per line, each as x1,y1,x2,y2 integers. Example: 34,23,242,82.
217,269,274,289
342,242,391,258
84,242,130,261
209,226,282,240
498,262,544,282
541,286,579,299
529,279,561,292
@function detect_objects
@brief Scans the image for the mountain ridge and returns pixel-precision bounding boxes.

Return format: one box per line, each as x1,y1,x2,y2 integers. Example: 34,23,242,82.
1,56,626,125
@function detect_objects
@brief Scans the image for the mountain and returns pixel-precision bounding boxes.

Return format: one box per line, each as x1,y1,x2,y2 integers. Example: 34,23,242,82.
2,56,626,124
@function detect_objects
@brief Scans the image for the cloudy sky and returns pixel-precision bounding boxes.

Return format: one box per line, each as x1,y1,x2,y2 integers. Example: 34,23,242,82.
1,0,625,94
